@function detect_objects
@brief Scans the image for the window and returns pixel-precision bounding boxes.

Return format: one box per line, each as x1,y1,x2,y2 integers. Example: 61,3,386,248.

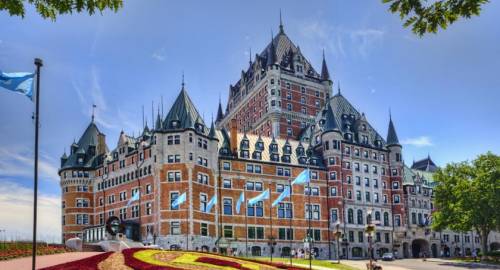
223,225,233,238
76,198,89,208
392,181,399,189
170,221,180,235
384,212,390,226
363,164,369,173
305,186,319,196
306,229,321,241
329,171,337,180
358,231,364,243
347,209,354,223
223,179,232,188
356,191,361,201
201,223,208,236
374,193,379,203
306,204,320,220
348,231,354,242
394,194,401,203
330,187,337,196
131,205,139,218
248,226,265,239
223,162,231,171
278,228,293,240
278,203,293,218
146,202,152,215
248,201,264,217
223,198,233,215
357,209,364,225
395,215,401,226
119,208,127,220
167,155,181,163
197,173,209,185
364,177,370,187
146,184,152,194
76,214,89,225
331,209,338,223
168,171,181,182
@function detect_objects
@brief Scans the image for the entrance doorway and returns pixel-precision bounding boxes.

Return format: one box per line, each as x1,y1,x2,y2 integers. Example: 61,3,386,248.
411,239,429,258
403,242,410,258
431,243,438,257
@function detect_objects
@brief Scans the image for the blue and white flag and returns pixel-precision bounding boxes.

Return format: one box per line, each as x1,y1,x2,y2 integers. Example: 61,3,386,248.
0,71,35,101
235,192,245,214
205,195,217,213
248,189,270,206
126,190,140,208
291,169,310,185
272,185,291,207
172,192,187,208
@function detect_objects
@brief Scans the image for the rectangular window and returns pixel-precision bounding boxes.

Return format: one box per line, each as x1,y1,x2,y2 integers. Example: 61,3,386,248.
146,202,152,215
171,221,180,235
277,202,293,218
223,179,232,188
200,194,208,212
168,171,181,182
306,204,320,220
278,228,294,240
223,225,233,238
171,192,179,210
306,229,321,241
223,162,231,171
131,205,139,218
197,173,208,185
223,198,233,215
201,223,208,236
331,209,338,223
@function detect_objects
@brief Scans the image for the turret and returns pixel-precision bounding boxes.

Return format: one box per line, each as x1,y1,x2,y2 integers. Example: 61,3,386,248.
60,152,68,167
266,32,277,68
387,113,403,166
321,103,342,164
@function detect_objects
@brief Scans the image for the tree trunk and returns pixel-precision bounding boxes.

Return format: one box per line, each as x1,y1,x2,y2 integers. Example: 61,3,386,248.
480,229,490,260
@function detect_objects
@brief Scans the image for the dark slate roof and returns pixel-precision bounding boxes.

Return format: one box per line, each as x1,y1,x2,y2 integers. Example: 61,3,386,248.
323,103,340,133
320,52,330,81
412,155,438,172
208,121,217,140
61,122,106,170
162,87,208,135
386,116,400,146
216,100,224,123
306,93,386,148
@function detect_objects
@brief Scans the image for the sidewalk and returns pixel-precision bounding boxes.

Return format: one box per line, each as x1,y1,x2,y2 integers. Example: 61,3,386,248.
0,252,102,270
425,258,500,269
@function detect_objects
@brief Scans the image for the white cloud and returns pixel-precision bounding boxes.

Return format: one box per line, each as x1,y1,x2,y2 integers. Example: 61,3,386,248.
349,29,385,57
0,145,59,182
0,179,61,243
152,48,166,61
298,19,384,59
401,136,434,147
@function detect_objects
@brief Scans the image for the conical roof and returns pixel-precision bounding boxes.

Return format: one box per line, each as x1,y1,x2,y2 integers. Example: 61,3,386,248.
163,87,206,133
216,99,224,123
323,103,340,133
386,116,400,146
320,51,330,81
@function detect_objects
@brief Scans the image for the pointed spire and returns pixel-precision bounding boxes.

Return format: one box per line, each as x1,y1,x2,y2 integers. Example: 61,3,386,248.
267,30,277,67
321,49,331,81
323,103,340,133
386,112,400,146
91,104,96,123
216,95,224,123
337,81,341,95
279,9,284,34
181,72,185,90
155,106,162,130
208,118,217,139
249,47,252,65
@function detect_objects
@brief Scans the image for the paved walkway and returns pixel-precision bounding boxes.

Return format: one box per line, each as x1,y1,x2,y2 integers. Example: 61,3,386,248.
0,252,102,270
342,258,500,270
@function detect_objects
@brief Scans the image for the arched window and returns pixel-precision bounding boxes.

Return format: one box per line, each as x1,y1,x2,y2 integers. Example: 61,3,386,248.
384,212,389,226
366,214,372,224
375,211,381,221
357,209,363,225
347,209,354,224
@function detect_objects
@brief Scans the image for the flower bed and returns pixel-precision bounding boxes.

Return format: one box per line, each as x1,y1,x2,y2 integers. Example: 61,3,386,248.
36,248,309,270
0,243,71,261
39,252,113,270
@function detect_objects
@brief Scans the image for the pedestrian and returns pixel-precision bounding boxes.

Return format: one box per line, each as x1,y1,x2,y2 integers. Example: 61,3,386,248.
291,248,296,258
472,249,477,262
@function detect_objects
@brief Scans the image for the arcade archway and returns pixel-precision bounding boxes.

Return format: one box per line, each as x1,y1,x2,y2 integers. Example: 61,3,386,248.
411,239,429,258
402,242,410,258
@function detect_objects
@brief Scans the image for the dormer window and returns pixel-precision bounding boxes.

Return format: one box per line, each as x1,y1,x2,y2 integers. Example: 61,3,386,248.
270,143,278,152
256,142,264,151
241,139,249,149
252,151,262,160
283,145,291,155
362,124,367,131
271,153,279,162
281,155,290,163
77,157,84,164
171,120,179,128
240,150,249,158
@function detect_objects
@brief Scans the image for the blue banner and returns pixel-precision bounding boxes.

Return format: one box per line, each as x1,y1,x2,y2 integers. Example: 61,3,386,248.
0,71,35,101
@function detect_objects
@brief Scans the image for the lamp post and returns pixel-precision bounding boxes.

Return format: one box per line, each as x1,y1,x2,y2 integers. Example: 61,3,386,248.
365,210,376,270
333,222,342,264
268,236,277,262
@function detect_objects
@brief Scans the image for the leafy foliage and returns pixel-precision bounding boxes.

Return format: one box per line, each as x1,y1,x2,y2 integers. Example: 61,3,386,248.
382,0,490,36
0,0,123,21
432,152,500,253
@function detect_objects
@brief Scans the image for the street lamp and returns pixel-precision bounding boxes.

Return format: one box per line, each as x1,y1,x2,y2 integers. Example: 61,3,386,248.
365,209,376,270
333,221,342,264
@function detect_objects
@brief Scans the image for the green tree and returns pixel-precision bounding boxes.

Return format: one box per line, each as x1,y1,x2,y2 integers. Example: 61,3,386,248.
0,0,122,21
382,0,490,36
432,152,500,256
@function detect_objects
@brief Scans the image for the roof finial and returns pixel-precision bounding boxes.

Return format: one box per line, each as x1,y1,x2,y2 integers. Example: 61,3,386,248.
181,71,185,89
337,81,341,95
279,9,284,33
389,107,392,120
249,47,252,65
91,104,96,123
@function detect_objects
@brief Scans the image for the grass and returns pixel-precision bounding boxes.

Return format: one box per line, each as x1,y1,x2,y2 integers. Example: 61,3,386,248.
246,257,359,270
451,257,500,265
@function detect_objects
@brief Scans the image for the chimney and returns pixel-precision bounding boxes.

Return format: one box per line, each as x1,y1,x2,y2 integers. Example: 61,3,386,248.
230,118,238,154
97,133,106,155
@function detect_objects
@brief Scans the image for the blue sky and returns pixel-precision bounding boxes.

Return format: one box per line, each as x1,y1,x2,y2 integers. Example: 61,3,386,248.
0,1,499,242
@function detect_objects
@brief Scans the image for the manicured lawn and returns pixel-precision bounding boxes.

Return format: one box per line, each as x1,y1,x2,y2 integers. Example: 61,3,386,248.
248,257,359,270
